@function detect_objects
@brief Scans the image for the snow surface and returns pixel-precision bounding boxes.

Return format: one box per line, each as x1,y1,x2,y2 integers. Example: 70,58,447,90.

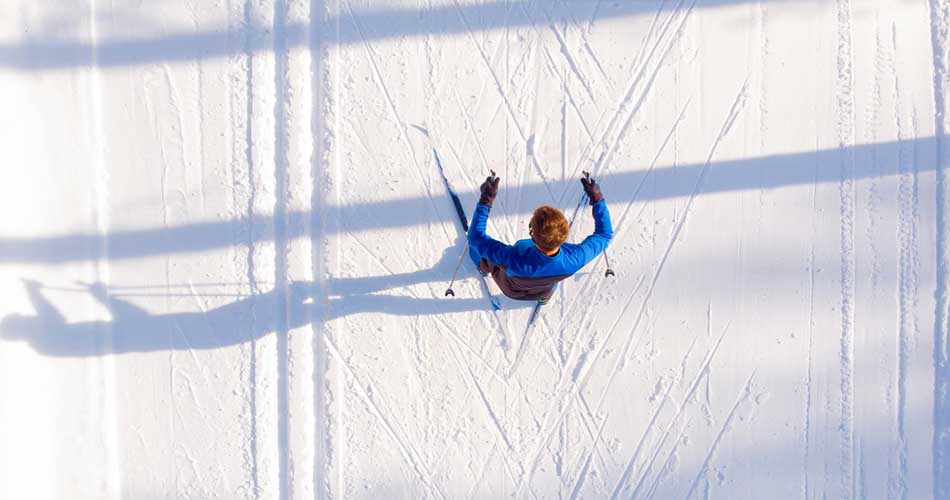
1,0,950,499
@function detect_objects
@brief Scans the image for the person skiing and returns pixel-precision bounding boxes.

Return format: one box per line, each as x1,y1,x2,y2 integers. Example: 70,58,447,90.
467,173,613,303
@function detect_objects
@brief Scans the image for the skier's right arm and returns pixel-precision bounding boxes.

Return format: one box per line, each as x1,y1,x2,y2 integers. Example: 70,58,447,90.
468,176,514,264
468,203,515,265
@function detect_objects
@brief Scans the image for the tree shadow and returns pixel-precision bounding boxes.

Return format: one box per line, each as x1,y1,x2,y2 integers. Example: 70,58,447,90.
0,0,798,70
0,237,534,357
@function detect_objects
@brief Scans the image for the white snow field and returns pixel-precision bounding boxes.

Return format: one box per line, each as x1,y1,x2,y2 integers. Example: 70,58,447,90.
2,0,950,499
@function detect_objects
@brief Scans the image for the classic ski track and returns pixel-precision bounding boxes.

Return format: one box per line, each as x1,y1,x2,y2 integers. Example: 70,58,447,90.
835,0,857,496
682,371,758,500
325,336,447,500
451,0,558,203
894,40,918,497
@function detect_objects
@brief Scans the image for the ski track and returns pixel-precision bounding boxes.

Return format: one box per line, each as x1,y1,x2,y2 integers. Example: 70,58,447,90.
514,78,744,497
592,80,748,415
451,0,557,204
835,0,857,497
325,336,447,500
554,100,689,333
642,414,694,500
347,233,510,387
553,0,692,208
610,327,730,500
682,371,758,500
342,0,451,244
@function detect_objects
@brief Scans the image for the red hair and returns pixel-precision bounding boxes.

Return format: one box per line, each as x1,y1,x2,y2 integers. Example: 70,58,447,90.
529,205,569,252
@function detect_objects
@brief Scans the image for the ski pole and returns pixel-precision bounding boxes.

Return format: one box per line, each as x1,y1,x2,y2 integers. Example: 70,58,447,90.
582,171,616,278
603,251,615,277
445,170,497,297
445,241,468,297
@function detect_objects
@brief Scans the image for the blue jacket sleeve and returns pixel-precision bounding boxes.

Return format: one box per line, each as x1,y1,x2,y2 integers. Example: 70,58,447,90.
467,203,514,266
571,200,613,267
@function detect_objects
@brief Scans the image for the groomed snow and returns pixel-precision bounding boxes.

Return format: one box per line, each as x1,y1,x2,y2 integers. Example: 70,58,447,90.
1,0,949,499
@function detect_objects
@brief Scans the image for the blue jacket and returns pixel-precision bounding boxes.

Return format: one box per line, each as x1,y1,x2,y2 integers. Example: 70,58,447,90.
468,200,613,300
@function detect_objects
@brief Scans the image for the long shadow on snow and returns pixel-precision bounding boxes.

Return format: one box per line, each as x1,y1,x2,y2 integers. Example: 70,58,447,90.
0,135,938,264
0,242,533,357
0,0,796,70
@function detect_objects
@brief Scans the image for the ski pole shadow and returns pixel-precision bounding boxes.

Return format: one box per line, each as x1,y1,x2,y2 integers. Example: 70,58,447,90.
0,239,530,357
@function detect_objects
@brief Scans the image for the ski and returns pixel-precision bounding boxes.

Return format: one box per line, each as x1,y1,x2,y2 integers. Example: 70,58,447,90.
415,125,503,313
507,299,544,377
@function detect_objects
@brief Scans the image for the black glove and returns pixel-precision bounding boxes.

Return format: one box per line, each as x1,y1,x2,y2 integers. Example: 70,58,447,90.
581,176,603,205
479,175,500,207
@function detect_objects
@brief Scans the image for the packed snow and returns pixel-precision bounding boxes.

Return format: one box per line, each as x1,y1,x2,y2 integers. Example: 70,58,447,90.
2,0,950,499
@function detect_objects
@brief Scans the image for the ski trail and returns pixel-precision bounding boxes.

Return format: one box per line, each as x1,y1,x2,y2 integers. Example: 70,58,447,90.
346,233,510,387
682,371,758,500
87,2,121,495
638,417,693,500
608,327,729,499
451,0,557,202
567,416,609,500
441,327,523,482
514,77,746,488
590,81,747,415
929,0,950,496
643,421,689,500
541,11,596,102
606,379,678,500
894,25,918,497
803,139,820,500
539,45,595,139
582,1,696,196
452,90,517,240
325,336,447,500
835,0,857,496
555,0,692,207
556,100,689,334
342,0,450,242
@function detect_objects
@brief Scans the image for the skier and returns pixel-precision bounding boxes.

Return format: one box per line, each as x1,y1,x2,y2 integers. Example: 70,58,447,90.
468,174,613,304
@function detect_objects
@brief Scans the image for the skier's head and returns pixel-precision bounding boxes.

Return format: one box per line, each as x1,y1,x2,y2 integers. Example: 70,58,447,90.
529,205,569,254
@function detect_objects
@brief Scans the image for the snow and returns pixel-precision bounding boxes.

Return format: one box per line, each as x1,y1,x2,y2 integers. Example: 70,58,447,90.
0,0,948,499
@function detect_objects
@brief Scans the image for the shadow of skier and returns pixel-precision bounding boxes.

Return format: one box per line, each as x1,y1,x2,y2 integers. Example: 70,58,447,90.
0,240,528,357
